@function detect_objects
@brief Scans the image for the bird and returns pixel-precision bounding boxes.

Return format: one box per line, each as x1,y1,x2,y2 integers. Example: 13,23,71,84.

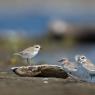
58,58,79,80
58,58,78,72
58,57,90,81
14,45,41,65
75,55,95,80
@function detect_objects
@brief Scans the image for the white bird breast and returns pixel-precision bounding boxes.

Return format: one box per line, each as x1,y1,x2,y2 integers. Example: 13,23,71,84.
22,51,39,59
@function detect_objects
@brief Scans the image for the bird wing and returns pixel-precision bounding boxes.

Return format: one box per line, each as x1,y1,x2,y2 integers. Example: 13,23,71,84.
83,60,95,74
64,63,78,72
22,47,34,53
87,59,94,65
87,60,95,70
18,51,30,57
68,65,78,71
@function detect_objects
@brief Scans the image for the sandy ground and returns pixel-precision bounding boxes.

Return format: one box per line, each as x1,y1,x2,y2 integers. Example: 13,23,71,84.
0,73,95,95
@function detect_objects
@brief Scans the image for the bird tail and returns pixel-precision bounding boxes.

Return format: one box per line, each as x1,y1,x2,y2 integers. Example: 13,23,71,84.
13,53,21,56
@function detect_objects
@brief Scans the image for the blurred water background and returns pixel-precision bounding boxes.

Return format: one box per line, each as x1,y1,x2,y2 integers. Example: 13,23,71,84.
0,0,95,71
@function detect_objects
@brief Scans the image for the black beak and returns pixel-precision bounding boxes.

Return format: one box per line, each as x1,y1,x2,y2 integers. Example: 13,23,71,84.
58,59,63,62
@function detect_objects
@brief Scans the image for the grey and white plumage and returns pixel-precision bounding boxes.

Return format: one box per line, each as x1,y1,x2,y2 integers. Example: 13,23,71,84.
58,58,80,80
14,45,41,65
75,55,95,80
75,55,95,73
58,58,90,82
58,58,78,72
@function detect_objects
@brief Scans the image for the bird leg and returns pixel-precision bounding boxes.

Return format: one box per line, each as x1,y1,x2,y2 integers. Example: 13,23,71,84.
26,58,34,66
27,58,30,65
29,58,32,66
90,74,95,80
91,75,92,80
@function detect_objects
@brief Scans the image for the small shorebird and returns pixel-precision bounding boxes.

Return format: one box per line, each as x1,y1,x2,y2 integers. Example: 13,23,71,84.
14,45,41,65
58,58,81,80
58,58,78,72
75,55,95,80
58,58,90,81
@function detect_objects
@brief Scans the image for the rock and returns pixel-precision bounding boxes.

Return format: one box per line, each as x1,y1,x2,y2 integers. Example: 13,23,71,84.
11,64,68,78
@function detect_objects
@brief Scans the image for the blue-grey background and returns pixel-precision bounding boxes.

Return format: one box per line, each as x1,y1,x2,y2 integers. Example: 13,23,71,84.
0,0,95,70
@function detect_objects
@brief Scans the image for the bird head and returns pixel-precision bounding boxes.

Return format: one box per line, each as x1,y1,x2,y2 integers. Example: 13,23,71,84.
33,45,41,51
58,58,69,64
75,55,87,64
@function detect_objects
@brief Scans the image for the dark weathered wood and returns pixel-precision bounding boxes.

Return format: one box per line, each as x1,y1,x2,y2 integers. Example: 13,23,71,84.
11,64,68,79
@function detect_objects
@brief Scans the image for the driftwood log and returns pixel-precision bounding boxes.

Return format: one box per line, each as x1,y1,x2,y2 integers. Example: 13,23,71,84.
11,64,68,79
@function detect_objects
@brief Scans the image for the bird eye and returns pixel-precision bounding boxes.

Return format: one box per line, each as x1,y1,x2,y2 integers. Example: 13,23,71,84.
58,59,65,62
35,47,39,48
63,59,66,61
81,56,85,59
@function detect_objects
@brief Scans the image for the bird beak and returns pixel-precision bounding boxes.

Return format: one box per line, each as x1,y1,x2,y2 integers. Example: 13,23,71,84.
11,67,18,70
57,59,63,62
